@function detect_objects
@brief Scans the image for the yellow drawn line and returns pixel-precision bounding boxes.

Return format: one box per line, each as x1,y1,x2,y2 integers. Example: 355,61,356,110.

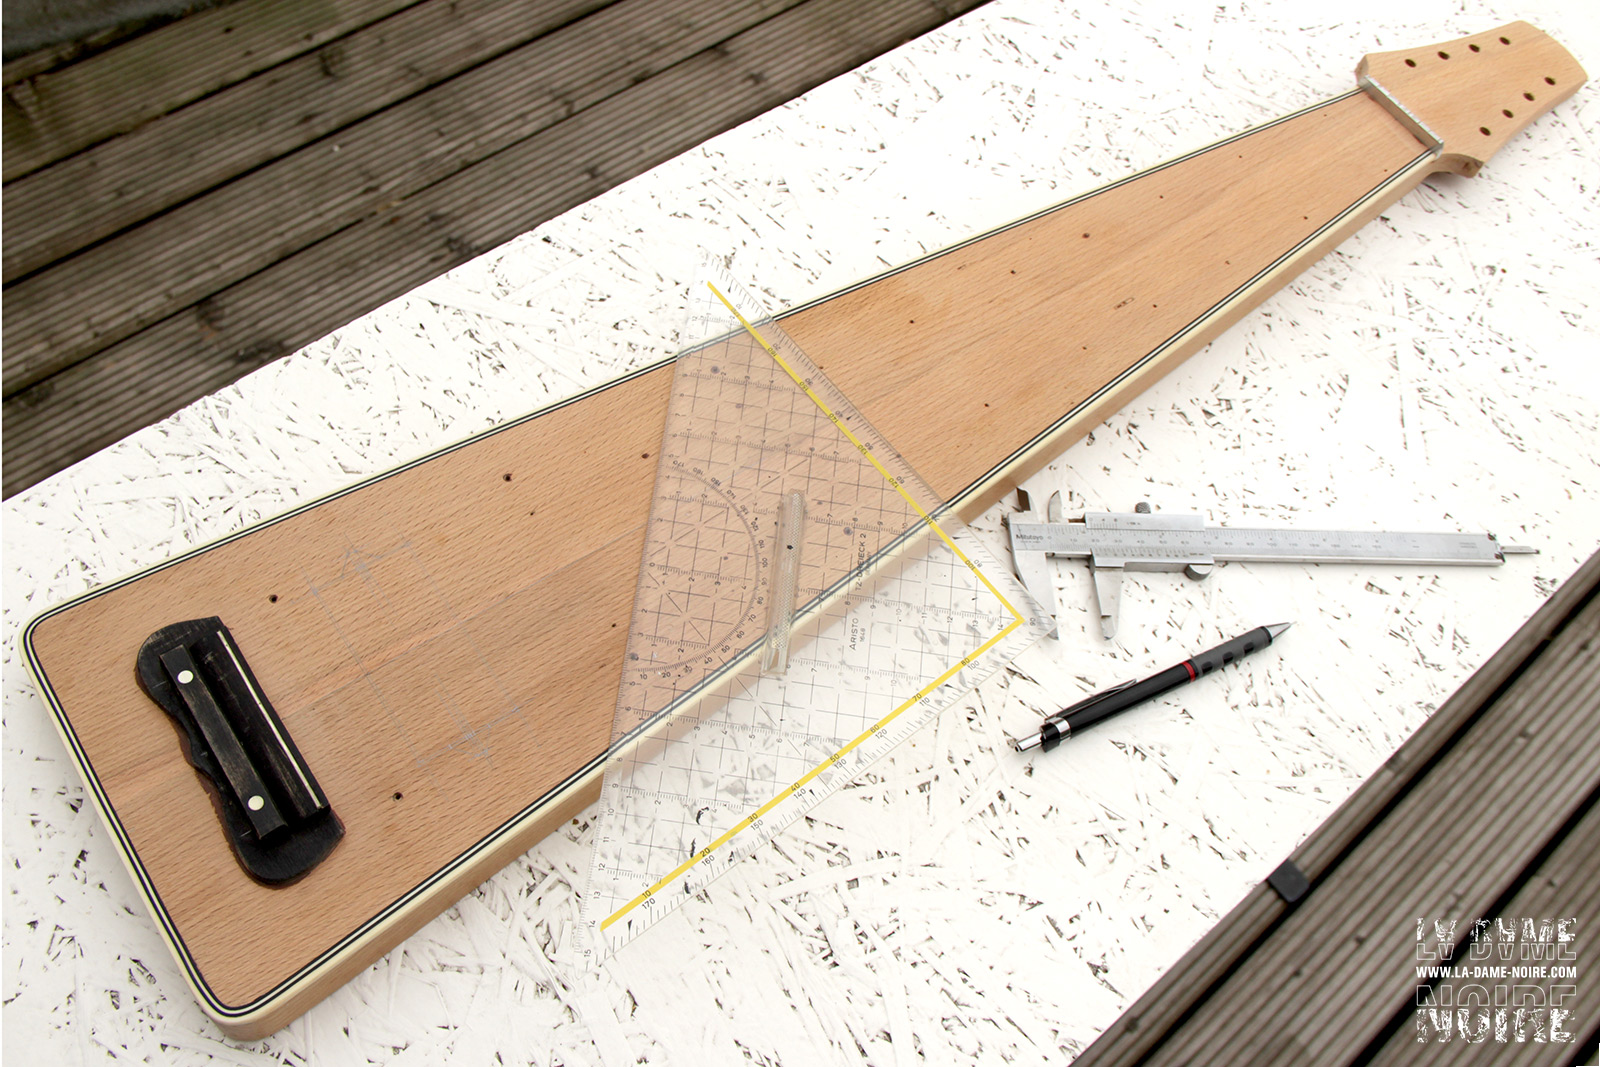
601,282,1028,932
602,615,1023,930
707,282,1027,623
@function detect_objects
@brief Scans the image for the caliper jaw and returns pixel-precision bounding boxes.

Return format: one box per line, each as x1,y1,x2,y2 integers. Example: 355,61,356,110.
1008,495,1217,639
1088,556,1124,640
1008,491,1533,640
1006,488,1062,638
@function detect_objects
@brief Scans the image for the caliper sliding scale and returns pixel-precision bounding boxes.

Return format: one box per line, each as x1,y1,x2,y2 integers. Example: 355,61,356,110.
1008,494,1534,638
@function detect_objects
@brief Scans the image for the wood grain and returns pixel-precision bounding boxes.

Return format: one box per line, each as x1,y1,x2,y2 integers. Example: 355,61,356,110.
22,20,1586,1038
0,0,803,394
25,86,1435,1034
30,370,663,1012
1359,20,1587,177
1,0,611,283
1,0,988,496
1142,591,1600,1065
1,0,415,181
1365,801,1600,1065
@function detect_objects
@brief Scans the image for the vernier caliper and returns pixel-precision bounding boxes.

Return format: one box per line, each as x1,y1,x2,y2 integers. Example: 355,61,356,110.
1006,492,1535,639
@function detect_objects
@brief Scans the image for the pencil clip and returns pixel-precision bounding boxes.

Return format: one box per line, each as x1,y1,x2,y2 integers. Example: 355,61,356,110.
1048,678,1138,722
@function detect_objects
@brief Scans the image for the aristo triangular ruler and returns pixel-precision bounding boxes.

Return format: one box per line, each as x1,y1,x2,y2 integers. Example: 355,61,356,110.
579,264,1049,959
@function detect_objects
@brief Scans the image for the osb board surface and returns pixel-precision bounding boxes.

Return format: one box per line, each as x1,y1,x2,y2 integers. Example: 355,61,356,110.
4,0,1598,1063
19,83,1425,1006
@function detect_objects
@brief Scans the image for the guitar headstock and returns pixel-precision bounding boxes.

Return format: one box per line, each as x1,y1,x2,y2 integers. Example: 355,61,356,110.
1358,22,1587,177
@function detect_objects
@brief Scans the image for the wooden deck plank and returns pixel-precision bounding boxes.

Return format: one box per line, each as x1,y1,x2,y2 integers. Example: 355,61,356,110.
1,0,611,282
1171,612,1600,1061
1072,548,1600,1067
1,0,417,181
0,0,816,393
1,0,985,497
1279,703,1596,1061
1366,798,1600,1064
3,16,162,87
1144,591,1600,1064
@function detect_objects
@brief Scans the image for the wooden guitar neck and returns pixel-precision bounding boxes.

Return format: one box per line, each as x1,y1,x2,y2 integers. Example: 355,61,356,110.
22,21,1586,1038
785,21,1587,514
1359,21,1587,177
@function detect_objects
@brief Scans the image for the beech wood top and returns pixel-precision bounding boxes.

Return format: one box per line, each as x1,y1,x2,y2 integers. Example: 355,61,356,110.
1358,21,1587,176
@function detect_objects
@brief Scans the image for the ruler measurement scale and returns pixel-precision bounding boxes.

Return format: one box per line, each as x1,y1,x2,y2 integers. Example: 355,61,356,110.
580,267,1047,959
1011,525,1516,564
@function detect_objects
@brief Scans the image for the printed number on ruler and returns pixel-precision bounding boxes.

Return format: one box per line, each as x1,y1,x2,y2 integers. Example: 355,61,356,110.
580,262,1048,960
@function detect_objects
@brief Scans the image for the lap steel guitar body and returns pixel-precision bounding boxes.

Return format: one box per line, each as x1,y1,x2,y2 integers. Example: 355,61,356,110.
21,23,1585,1037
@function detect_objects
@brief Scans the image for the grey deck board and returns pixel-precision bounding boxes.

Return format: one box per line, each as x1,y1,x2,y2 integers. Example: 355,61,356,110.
1366,799,1600,1064
2,0,611,282
2,0,807,393
1,0,983,497
1148,594,1599,1063
1,0,416,181
1073,548,1600,1067
3,16,158,86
